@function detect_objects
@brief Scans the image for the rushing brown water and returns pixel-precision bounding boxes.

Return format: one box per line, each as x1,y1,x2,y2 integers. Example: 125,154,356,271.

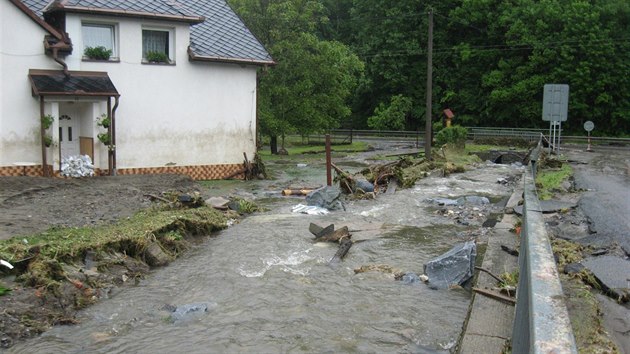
9,158,523,353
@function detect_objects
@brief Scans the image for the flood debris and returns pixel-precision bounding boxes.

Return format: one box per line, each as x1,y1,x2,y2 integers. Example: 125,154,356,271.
424,240,477,289
205,196,230,210
330,237,353,263
292,204,329,215
472,287,516,305
332,155,441,197
308,223,354,263
308,223,334,238
282,189,315,196
60,155,95,178
225,152,267,180
305,186,345,211
354,264,404,278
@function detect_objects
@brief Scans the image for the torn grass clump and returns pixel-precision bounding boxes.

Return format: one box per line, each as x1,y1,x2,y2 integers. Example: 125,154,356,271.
0,206,228,289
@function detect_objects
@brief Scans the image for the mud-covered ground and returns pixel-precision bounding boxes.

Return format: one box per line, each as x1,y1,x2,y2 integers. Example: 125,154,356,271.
0,175,201,241
0,142,627,351
0,174,211,348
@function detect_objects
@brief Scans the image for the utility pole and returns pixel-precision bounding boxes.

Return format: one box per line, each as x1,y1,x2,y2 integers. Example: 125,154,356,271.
424,8,433,159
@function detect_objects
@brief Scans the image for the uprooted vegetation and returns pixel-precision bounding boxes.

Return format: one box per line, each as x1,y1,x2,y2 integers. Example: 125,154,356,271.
334,146,480,196
0,202,230,344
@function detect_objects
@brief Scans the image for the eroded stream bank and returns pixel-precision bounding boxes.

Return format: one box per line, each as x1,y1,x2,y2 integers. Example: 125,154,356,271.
5,156,525,353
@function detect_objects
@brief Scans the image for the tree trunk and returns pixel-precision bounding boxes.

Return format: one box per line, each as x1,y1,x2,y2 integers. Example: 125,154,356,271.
270,135,278,155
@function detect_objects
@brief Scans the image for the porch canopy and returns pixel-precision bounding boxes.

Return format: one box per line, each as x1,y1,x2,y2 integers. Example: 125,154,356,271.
28,69,120,176
28,69,119,97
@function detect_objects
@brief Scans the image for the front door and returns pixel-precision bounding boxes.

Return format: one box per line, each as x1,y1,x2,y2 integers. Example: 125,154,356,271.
59,112,80,158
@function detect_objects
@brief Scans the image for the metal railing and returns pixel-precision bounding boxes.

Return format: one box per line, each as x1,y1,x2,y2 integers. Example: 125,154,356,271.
512,144,577,353
300,128,629,147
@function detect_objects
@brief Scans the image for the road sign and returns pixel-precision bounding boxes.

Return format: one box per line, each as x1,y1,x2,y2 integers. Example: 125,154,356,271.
584,121,594,132
542,84,569,122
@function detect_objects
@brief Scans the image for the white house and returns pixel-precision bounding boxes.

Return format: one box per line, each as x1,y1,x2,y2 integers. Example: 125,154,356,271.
0,0,273,179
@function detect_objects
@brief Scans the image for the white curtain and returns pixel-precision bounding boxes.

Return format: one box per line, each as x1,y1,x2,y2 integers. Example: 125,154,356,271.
142,30,168,57
83,25,114,51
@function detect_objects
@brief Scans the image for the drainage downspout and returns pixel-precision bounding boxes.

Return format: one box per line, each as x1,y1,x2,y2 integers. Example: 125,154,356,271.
111,96,120,175
51,45,69,76
39,96,49,177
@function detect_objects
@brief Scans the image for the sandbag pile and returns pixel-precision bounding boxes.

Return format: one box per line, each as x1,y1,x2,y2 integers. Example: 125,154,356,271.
60,155,95,177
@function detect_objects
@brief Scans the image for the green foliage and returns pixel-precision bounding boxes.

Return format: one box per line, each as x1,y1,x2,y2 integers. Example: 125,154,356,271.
96,114,110,129
41,114,54,130
83,46,112,60
367,94,412,130
435,125,468,148
43,135,53,147
536,163,573,200
97,132,110,145
0,285,10,296
230,0,630,135
230,0,364,144
145,51,169,63
0,207,227,264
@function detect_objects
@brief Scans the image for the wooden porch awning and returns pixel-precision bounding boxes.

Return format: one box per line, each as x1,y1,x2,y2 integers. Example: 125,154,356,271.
28,69,119,97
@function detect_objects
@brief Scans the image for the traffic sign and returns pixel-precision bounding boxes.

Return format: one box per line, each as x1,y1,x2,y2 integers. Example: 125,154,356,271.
542,84,569,122
584,121,594,132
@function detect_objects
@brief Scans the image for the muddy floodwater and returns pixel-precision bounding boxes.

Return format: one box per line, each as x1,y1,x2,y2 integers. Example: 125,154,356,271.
9,158,523,353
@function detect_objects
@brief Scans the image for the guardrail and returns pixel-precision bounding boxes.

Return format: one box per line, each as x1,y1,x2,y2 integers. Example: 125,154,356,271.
512,145,577,353
301,128,628,147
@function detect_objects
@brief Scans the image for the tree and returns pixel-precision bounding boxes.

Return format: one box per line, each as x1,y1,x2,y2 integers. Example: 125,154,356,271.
367,94,412,130
260,33,363,145
230,0,364,152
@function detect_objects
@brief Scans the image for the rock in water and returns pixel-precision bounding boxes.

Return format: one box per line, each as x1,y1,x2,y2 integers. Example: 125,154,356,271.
424,240,476,289
306,186,344,211
170,302,216,322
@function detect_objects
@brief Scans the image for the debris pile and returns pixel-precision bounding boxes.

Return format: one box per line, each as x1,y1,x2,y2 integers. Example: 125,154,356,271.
427,195,499,226
60,155,95,177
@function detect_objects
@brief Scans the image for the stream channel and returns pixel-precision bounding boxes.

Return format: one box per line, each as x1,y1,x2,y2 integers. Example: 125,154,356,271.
9,147,524,353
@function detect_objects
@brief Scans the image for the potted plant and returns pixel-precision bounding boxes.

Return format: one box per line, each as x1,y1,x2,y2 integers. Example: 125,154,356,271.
44,135,53,147
145,51,170,63
84,46,112,60
97,132,111,145
96,114,111,129
41,114,54,130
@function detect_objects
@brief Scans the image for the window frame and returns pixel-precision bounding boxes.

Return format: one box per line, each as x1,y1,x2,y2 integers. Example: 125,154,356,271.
141,26,175,65
81,22,119,61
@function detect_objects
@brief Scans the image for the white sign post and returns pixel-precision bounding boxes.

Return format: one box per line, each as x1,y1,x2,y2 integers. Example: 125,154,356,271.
584,120,594,152
542,84,569,154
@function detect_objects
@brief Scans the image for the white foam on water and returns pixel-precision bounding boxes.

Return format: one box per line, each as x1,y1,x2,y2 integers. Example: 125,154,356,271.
237,249,316,278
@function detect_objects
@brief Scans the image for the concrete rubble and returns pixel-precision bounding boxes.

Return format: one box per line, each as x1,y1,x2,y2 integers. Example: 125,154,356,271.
60,155,95,178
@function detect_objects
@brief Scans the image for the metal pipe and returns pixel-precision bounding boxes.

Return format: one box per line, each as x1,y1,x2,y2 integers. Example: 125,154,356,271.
51,46,69,76
111,96,119,175
39,96,48,177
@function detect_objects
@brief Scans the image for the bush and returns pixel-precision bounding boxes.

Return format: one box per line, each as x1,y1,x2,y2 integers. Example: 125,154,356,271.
84,46,112,60
435,125,468,149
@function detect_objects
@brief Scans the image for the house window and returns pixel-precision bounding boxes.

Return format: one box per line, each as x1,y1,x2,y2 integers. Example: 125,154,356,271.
82,23,117,60
142,28,174,64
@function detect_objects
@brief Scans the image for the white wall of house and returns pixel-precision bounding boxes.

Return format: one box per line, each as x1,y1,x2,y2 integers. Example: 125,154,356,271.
0,2,59,167
2,7,258,173
63,14,258,170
